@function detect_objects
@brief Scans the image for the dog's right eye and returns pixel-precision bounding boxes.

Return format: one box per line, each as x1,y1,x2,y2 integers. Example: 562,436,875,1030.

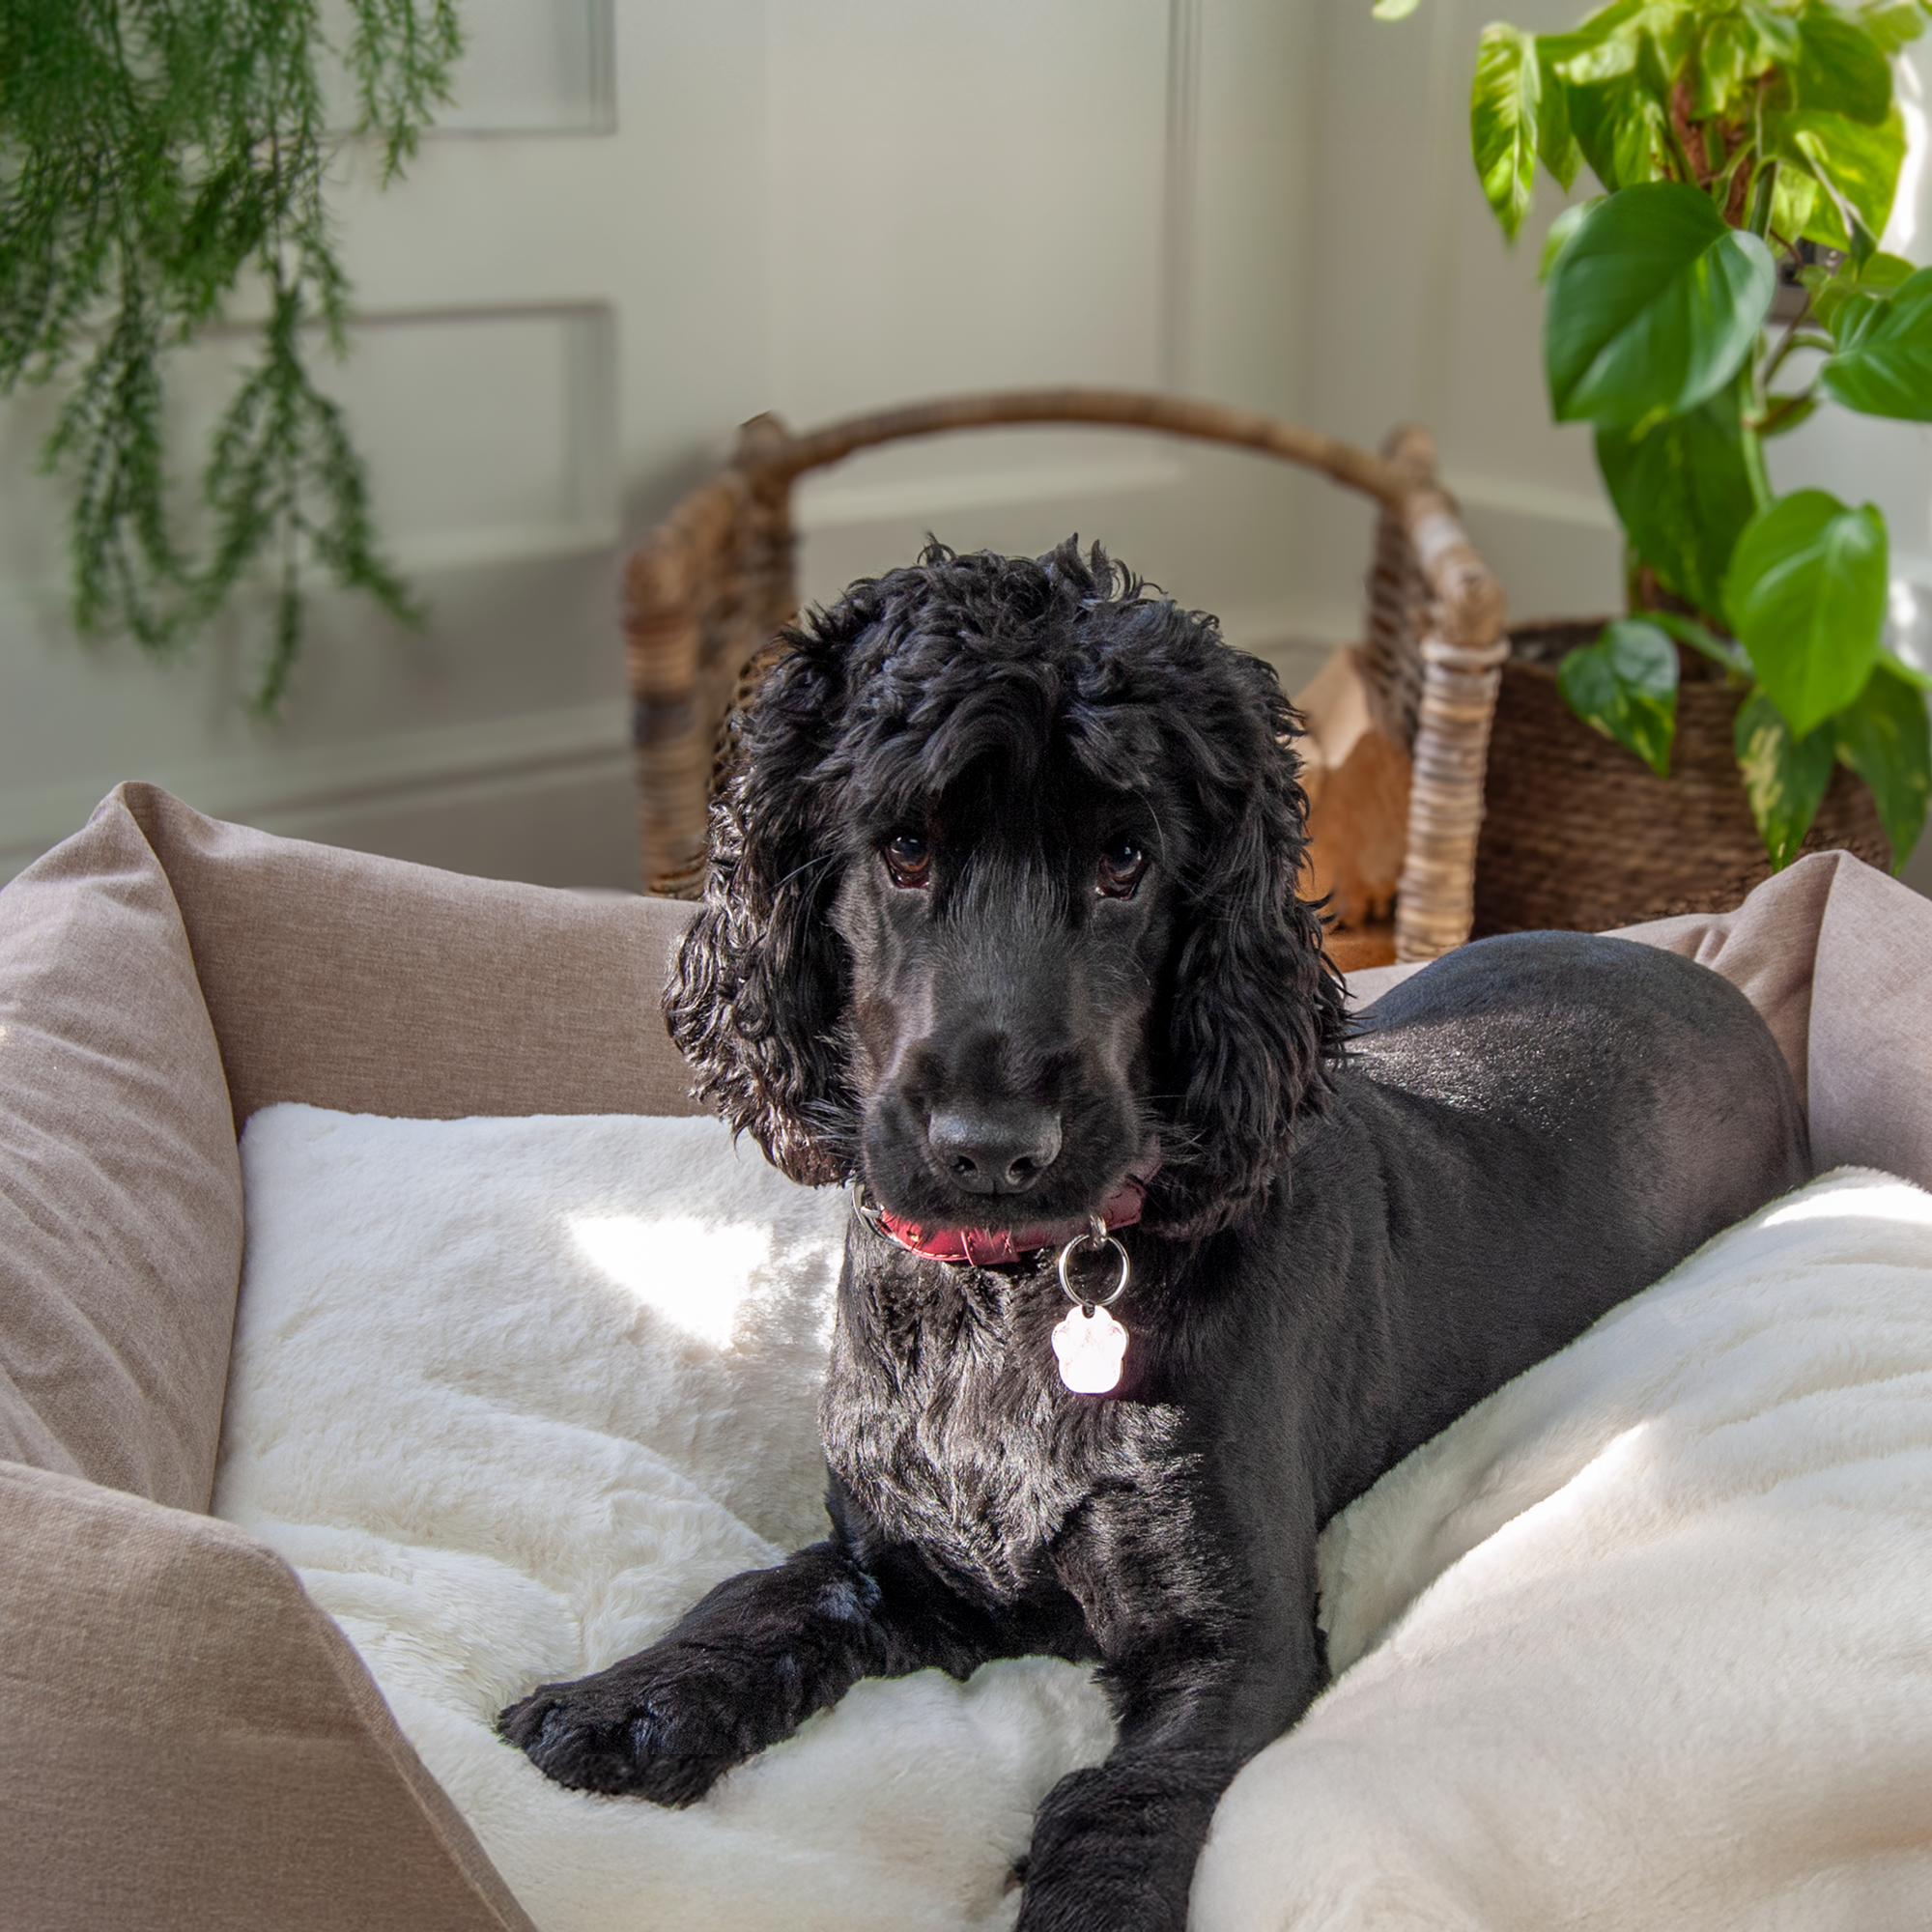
883,833,932,889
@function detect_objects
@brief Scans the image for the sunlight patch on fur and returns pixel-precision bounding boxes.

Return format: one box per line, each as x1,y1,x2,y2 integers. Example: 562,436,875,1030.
1763,1177,1932,1232
568,1212,772,1350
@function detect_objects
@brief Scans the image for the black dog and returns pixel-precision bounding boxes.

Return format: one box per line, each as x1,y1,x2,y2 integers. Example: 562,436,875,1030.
502,541,1807,1930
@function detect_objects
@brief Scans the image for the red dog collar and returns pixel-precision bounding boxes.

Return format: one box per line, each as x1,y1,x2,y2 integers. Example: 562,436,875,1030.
857,1148,1162,1267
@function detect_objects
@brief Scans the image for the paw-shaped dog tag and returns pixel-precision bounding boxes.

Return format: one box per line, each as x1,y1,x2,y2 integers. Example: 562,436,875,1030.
1052,1303,1128,1395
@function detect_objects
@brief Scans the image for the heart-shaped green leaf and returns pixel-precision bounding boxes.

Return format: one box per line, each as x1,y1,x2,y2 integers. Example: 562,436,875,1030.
1793,5,1893,124
1536,45,1583,190
1546,183,1777,427
1743,2,1804,66
1820,266,1932,419
1698,12,1769,118
1645,609,1752,674
1860,0,1926,53
1879,645,1932,693
1544,1,1647,84
1804,248,1916,330
1771,105,1906,245
1473,24,1543,238
1736,688,1837,868
1725,490,1889,739
1539,197,1602,281
1566,71,1662,189
1595,387,1763,617
1558,618,1680,775
1833,658,1932,866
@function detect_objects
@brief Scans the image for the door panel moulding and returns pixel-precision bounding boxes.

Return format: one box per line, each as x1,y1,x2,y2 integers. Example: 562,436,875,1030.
0,697,630,884
1160,0,1204,392
325,0,617,138
0,302,619,609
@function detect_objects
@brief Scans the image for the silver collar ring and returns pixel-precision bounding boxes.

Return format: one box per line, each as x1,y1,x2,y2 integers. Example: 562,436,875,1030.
1058,1213,1130,1309
850,1179,884,1230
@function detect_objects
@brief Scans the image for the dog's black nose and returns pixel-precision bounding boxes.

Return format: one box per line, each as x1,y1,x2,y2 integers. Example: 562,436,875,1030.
927,1105,1062,1195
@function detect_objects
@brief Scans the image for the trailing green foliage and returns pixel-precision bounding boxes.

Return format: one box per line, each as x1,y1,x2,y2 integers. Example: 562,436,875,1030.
1395,0,1932,867
0,0,461,711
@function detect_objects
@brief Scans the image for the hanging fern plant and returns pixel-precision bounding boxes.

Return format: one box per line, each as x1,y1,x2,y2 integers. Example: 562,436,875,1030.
0,0,462,712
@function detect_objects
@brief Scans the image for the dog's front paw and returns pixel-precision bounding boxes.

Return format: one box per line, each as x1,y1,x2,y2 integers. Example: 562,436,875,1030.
497,1646,776,1804
1015,1758,1223,1932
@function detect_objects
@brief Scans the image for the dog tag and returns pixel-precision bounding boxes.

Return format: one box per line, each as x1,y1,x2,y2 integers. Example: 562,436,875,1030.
1052,1303,1128,1395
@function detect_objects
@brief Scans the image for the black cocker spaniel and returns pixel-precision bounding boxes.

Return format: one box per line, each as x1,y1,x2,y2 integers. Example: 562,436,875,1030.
502,540,1807,1931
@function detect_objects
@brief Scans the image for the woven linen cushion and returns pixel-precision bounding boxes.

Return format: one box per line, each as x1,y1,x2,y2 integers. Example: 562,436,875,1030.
217,1098,1932,1931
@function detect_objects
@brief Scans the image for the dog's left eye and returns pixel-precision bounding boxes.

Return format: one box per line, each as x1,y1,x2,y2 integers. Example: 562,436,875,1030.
883,833,932,889
1096,839,1149,899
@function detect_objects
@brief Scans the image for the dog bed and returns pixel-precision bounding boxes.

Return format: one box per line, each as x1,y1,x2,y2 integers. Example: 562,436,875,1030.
213,1106,1932,1930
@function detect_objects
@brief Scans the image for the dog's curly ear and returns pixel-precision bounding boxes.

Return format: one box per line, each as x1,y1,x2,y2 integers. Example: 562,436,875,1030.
662,645,858,1188
1149,668,1347,1238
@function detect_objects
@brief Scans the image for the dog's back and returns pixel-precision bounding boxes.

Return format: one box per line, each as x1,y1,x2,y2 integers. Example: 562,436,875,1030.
1294,932,1810,1497
1349,931,1807,1226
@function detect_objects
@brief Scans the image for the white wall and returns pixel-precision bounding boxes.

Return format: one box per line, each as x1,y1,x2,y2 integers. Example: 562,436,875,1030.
3,0,1927,894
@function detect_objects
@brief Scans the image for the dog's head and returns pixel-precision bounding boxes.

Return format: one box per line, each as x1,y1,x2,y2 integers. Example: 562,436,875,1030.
665,540,1345,1238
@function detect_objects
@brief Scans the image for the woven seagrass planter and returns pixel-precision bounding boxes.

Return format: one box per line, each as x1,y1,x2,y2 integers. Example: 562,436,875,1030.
1473,621,1891,937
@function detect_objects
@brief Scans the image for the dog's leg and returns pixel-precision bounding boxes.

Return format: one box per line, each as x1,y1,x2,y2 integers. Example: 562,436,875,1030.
497,1531,1034,1802
1020,1488,1323,1932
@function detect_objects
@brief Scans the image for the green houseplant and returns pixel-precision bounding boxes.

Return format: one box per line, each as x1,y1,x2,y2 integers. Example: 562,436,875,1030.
0,1,460,712
1403,0,1932,885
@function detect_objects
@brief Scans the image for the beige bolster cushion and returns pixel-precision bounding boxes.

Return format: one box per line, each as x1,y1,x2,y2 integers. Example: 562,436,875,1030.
0,1462,533,1932
1351,849,1932,1196
0,794,243,1510
118,781,703,1125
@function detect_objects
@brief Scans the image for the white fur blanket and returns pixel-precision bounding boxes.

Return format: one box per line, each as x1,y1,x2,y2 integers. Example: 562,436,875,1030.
213,1110,1932,1930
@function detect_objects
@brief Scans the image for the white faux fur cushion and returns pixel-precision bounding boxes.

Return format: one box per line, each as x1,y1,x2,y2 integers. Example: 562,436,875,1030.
1197,1166,1932,1930
214,1111,1932,1931
213,1107,1115,1932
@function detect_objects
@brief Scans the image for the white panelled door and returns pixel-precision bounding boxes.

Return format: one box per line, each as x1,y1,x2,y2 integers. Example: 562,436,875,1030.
0,0,1333,886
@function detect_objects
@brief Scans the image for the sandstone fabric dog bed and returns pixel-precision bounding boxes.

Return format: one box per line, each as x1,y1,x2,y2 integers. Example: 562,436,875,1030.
215,1102,1932,1932
7,783,1932,1932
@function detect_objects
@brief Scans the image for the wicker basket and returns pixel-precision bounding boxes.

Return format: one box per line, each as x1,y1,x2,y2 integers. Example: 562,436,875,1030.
623,391,1508,962
1473,621,1891,936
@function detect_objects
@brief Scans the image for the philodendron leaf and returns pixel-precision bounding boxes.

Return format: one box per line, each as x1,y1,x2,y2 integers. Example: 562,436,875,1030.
1546,182,1777,427
1803,248,1916,330
1859,0,1926,53
1699,11,1767,117
1566,71,1665,189
1536,45,1583,188
1833,658,1932,864
1736,689,1837,867
1539,196,1603,280
1772,105,1906,246
1793,4,1893,123
1645,609,1752,674
1542,0,1648,85
1595,389,1762,616
1473,25,1543,238
1743,1,1804,67
1725,490,1889,740
1558,618,1680,775
1880,645,1932,692
1820,266,1932,419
